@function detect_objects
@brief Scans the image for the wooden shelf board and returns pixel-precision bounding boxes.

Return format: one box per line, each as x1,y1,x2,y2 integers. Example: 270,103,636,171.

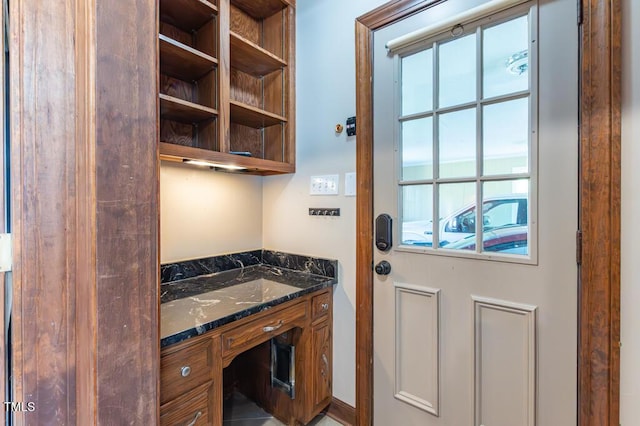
160,0,217,32
230,32,286,77
230,100,286,129
160,35,217,81
160,94,218,123
230,0,288,19
159,142,294,175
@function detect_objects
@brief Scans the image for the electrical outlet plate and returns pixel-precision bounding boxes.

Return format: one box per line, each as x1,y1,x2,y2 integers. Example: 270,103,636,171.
345,172,356,196
310,175,339,195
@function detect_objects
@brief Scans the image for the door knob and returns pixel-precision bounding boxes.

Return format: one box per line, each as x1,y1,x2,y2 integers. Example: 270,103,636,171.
374,260,391,276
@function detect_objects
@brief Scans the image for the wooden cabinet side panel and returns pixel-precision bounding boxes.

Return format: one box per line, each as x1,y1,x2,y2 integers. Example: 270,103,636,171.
10,1,79,423
94,0,159,423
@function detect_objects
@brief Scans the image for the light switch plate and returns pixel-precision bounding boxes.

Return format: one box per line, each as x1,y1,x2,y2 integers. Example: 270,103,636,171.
345,172,356,196
310,175,339,195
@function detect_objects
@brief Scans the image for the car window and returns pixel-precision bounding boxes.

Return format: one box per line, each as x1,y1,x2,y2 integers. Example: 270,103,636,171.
483,200,519,229
444,207,476,234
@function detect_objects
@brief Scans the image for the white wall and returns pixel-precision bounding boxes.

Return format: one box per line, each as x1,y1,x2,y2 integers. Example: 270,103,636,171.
262,0,387,406
620,0,639,423
160,161,263,263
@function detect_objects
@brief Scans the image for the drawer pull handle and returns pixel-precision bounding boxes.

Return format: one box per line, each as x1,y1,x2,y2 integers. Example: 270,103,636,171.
186,411,202,426
321,303,329,311
180,366,191,377
263,320,284,333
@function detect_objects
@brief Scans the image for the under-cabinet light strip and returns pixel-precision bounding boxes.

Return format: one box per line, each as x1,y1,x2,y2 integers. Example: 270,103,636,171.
183,159,246,171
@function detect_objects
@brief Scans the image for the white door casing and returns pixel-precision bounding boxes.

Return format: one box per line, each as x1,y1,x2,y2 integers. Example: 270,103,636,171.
372,0,578,425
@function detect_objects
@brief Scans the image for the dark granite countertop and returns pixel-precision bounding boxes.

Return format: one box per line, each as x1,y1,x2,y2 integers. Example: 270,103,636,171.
160,250,338,348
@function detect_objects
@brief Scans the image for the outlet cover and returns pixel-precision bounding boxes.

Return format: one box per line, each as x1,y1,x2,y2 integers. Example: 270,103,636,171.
345,172,356,196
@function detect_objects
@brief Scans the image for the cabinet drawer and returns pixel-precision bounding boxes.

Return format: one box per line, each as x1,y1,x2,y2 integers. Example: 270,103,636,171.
160,382,214,426
161,337,215,405
222,302,307,363
311,291,331,322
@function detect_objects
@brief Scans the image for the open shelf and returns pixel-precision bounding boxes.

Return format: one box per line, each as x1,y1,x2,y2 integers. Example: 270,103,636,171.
230,0,288,19
230,32,286,77
160,94,218,123
160,142,295,175
160,35,217,81
160,0,217,32
230,100,286,129
157,0,294,174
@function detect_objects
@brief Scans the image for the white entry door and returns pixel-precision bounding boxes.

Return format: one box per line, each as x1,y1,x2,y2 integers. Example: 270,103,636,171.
372,0,577,425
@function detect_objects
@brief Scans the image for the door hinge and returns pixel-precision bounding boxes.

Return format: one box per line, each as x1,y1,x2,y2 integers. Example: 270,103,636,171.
576,230,582,265
0,233,12,272
577,0,583,26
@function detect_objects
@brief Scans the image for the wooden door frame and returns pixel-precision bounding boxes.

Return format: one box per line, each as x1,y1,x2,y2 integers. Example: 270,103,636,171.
354,1,621,425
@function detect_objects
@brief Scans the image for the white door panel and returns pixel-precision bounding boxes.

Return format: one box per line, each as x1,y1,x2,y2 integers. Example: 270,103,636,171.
372,1,577,425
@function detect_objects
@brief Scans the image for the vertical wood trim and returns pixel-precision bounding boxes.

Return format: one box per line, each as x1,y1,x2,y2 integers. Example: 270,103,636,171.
94,0,159,422
354,19,374,426
75,0,97,422
219,0,231,152
285,5,296,167
8,0,22,416
578,0,621,425
355,0,621,425
10,1,78,423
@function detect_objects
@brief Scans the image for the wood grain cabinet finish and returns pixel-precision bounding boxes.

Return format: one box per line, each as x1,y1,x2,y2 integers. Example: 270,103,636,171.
157,0,296,175
222,301,307,366
311,291,331,323
311,322,332,409
305,289,333,422
160,382,216,426
161,337,217,404
160,288,332,425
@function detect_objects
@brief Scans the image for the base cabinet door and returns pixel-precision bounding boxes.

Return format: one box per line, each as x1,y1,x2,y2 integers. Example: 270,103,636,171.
311,322,332,413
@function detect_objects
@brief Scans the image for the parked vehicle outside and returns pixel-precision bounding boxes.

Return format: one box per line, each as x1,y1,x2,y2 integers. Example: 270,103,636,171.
401,194,528,248
442,224,528,255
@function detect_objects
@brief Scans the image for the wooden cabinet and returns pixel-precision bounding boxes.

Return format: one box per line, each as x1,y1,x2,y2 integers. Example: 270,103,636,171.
161,337,216,404
160,382,216,426
158,0,295,175
160,288,332,425
307,290,333,422
311,323,332,411
221,301,307,366
161,334,223,425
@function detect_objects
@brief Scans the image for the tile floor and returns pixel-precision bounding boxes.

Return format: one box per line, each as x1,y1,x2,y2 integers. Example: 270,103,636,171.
223,392,342,426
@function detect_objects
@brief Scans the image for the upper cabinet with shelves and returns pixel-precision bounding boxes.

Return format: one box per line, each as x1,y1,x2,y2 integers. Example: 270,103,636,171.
158,0,295,175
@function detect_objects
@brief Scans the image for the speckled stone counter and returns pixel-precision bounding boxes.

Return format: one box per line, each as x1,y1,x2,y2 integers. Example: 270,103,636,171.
160,250,338,348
